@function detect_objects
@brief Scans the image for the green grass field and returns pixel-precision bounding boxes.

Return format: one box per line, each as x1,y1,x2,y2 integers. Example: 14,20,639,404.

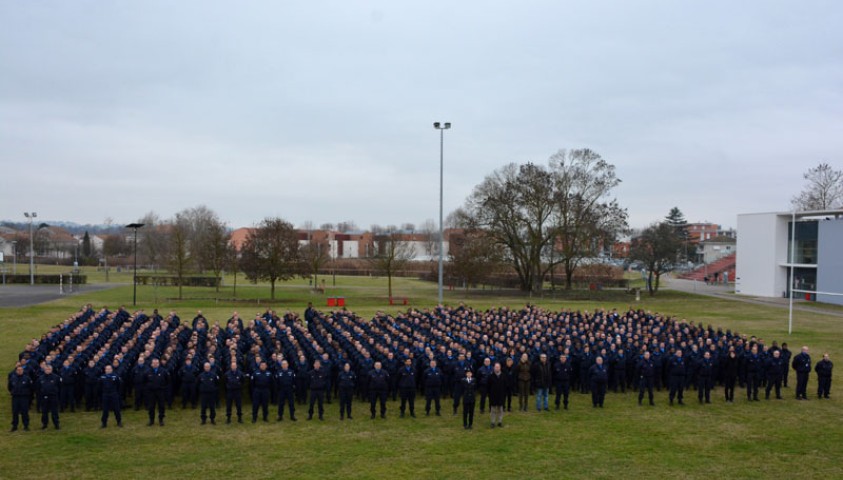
1,269,841,479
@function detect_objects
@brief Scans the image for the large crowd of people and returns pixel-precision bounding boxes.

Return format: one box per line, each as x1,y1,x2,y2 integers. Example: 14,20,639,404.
7,302,834,432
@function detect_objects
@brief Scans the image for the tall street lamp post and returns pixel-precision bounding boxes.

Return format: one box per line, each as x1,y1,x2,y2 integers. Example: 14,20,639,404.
126,223,145,306
433,122,451,305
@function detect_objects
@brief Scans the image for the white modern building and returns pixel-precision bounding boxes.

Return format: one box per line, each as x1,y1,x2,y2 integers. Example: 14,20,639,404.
736,209,843,306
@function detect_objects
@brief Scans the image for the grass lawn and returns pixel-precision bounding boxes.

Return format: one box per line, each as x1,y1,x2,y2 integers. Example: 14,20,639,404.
1,271,841,479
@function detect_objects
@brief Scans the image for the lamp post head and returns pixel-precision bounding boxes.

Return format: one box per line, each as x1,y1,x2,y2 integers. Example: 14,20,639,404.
433,122,440,128
433,122,452,130
126,223,145,230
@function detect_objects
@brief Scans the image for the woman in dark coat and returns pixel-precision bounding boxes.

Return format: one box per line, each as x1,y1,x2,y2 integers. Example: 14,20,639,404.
487,363,508,428
722,350,739,403
516,353,532,412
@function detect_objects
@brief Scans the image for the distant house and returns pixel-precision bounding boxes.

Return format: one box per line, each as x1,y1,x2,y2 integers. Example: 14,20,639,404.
697,236,737,264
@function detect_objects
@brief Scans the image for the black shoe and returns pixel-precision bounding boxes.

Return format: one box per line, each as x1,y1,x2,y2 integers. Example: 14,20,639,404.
497,422,503,427
147,421,154,426
307,415,313,421
650,401,655,406
463,425,468,430
435,412,441,416
340,416,344,421
348,416,353,420
24,426,29,431
381,414,386,419
10,427,17,432
55,425,60,430
319,416,323,421
226,418,231,424
277,416,283,422
371,414,376,419
238,417,243,424
159,420,164,426
490,423,495,429
252,418,256,424
263,417,268,423
291,417,297,421
410,413,416,418
201,419,206,425
400,412,405,418
211,419,216,425
42,425,48,430
100,424,107,429
425,412,429,416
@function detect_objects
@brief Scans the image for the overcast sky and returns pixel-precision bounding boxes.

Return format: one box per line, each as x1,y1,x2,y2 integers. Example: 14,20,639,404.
1,1,841,231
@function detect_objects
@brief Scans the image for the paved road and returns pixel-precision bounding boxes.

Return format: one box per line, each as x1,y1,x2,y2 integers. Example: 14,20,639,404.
0,284,119,308
665,277,843,318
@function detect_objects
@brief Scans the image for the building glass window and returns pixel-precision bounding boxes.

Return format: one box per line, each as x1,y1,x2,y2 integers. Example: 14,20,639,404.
788,221,818,264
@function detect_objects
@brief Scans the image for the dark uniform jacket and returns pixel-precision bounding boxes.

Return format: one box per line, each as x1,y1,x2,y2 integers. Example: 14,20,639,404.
198,371,219,394
369,369,389,391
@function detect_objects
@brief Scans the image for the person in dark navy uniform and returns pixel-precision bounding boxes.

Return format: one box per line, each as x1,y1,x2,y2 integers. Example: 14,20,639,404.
765,349,785,400
224,362,245,424
792,346,812,400
398,357,417,418
38,364,61,430
553,354,573,410
745,345,763,402
275,360,297,421
337,362,356,420
8,365,33,431
637,351,655,406
589,356,609,408
697,351,714,404
461,370,477,430
198,362,219,425
307,360,329,421
99,364,123,428
423,360,444,416
368,361,389,419
179,357,198,409
815,353,833,399
250,361,272,423
143,358,169,426
668,350,686,406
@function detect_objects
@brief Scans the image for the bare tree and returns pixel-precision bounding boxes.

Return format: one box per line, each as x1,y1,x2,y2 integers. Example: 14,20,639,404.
447,228,503,290
369,228,416,300
300,236,330,288
792,162,843,210
138,211,169,271
198,216,232,292
167,212,193,300
419,218,439,258
550,149,628,289
239,217,300,300
320,223,335,231
630,222,682,295
336,220,358,233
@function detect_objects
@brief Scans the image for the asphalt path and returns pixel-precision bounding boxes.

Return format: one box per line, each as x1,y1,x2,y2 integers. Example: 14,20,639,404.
0,284,119,308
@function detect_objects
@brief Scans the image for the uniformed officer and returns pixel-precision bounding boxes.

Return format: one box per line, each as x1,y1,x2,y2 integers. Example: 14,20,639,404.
423,359,443,416
368,361,389,419
307,359,329,421
461,370,477,430
38,364,61,430
132,356,147,411
59,359,77,413
637,351,655,406
143,358,169,426
275,360,297,421
337,362,356,420
745,345,762,402
764,350,785,400
179,357,198,409
815,353,833,399
398,357,417,418
589,356,609,408
198,362,219,425
476,358,492,414
697,351,714,404
250,361,272,423
668,350,686,406
8,365,33,431
224,362,245,424
553,354,572,410
83,360,99,412
792,346,811,400
99,364,123,428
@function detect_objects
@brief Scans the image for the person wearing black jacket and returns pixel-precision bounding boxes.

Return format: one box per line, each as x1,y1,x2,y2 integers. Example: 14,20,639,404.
250,361,272,423
58,359,77,413
143,358,169,426
307,360,329,420
461,370,477,430
198,362,219,425
503,357,516,412
745,346,763,402
637,351,655,406
99,365,123,428
337,362,356,420
815,353,833,399
780,343,792,387
722,350,738,402
398,358,417,418
224,362,245,424
531,354,552,412
589,356,609,408
132,357,147,411
8,365,33,431
369,362,389,419
765,350,785,400
476,358,492,414
697,352,714,404
423,360,444,416
487,363,507,428
668,350,686,406
83,360,99,412
792,346,812,400
38,364,61,430
553,354,573,410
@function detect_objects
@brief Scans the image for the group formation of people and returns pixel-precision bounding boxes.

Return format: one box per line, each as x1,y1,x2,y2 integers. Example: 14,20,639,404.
8,302,835,432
